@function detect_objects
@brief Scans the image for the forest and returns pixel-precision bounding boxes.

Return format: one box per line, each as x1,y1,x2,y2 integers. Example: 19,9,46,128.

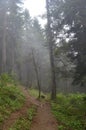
0,0,86,130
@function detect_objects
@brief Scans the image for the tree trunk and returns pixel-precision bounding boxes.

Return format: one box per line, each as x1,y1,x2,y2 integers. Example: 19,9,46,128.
2,12,7,73
31,49,41,99
46,0,56,100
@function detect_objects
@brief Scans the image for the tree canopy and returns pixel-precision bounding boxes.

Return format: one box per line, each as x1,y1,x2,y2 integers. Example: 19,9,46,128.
48,0,86,86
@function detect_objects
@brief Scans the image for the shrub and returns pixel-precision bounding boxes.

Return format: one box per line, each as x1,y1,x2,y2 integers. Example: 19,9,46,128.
51,93,86,130
0,85,25,128
0,73,15,87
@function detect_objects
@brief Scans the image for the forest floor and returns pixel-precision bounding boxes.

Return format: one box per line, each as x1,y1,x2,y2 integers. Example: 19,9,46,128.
2,86,58,130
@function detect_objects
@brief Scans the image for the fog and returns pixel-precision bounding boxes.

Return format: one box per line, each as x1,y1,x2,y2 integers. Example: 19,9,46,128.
0,0,86,94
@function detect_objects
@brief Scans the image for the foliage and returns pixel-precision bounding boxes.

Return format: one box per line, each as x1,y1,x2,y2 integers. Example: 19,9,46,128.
29,88,47,100
51,93,86,130
9,106,37,130
0,73,16,87
0,77,25,128
49,0,86,86
29,88,40,98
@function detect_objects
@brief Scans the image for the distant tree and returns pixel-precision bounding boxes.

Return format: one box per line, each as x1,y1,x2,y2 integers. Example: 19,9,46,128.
0,0,23,73
31,49,41,99
0,0,8,73
17,11,48,89
54,44,75,92
6,0,24,73
0,0,50,92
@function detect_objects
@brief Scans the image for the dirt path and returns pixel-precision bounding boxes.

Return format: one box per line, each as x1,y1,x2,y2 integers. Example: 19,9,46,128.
2,102,31,130
30,102,58,130
1,87,58,130
1,87,39,130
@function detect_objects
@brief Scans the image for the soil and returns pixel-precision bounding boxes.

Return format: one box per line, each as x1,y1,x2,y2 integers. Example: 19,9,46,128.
1,87,58,130
30,102,58,130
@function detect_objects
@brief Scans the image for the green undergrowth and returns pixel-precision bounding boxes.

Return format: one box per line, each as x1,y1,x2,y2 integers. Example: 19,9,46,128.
0,74,25,128
51,93,86,130
28,88,47,100
9,105,37,130
28,88,39,98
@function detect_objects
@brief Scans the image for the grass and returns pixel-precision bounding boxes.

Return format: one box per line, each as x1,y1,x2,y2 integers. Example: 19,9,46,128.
9,105,37,130
51,93,86,130
0,74,25,128
28,88,39,98
28,88,47,100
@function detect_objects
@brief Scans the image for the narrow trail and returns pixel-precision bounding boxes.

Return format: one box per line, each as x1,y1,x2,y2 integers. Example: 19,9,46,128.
1,87,58,130
1,87,40,130
30,102,58,130
2,102,31,130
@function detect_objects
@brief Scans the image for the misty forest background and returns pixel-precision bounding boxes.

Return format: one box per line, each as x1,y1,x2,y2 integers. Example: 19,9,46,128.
0,0,86,94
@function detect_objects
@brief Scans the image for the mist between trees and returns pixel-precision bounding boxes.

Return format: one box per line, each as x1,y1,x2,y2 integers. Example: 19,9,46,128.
0,0,86,99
